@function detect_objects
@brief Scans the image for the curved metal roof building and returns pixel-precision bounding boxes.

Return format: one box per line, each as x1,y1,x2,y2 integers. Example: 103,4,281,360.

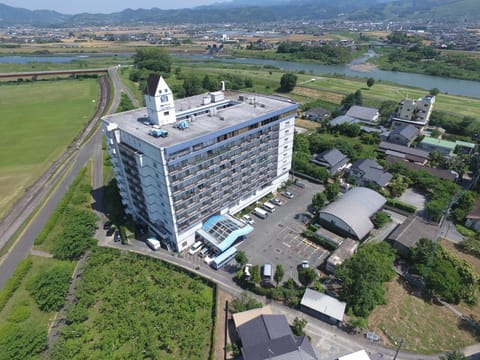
318,187,386,240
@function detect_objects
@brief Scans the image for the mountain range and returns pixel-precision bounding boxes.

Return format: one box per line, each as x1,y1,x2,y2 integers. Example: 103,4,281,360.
0,0,477,27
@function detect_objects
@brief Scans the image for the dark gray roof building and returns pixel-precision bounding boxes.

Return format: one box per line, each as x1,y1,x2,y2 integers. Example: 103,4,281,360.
378,141,430,164
387,215,439,257
349,159,392,188
312,149,350,175
237,314,319,360
387,124,419,146
345,105,379,123
304,107,331,121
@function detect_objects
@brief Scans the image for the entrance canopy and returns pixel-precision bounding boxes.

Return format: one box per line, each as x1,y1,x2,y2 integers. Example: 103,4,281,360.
197,214,253,252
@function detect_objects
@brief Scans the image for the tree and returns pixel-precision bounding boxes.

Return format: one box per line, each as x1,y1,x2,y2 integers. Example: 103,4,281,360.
235,251,248,267
324,182,340,202
274,264,284,287
292,317,307,336
366,77,375,89
251,265,261,284
336,243,396,317
311,192,326,214
440,350,468,360
230,292,262,313
27,264,73,312
280,73,297,92
372,211,391,229
298,267,317,287
430,88,440,96
353,90,363,105
183,75,203,97
133,47,171,73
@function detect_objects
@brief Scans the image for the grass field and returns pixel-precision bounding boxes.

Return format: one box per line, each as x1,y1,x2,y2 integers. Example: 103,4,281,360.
368,275,478,354
0,79,99,218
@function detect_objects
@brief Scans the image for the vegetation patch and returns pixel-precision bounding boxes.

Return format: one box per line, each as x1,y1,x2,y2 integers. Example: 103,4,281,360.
0,256,75,360
368,276,477,354
35,166,98,257
51,247,215,359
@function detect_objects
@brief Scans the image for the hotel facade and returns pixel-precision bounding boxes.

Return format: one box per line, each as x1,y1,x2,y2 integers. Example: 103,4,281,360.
102,75,297,251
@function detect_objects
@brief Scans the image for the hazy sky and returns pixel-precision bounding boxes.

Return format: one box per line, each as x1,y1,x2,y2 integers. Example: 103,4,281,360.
2,0,227,14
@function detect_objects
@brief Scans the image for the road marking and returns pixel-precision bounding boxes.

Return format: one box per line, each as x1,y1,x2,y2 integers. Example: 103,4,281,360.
282,242,291,248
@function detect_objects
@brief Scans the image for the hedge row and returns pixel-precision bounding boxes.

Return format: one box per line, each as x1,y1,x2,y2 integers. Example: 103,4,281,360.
386,198,417,214
0,258,33,312
34,167,87,246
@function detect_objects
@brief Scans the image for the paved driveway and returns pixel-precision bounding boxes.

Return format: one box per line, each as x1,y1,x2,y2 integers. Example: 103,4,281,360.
236,181,327,282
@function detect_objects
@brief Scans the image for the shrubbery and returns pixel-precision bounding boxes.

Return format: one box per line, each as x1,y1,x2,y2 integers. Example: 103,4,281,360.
0,258,32,312
27,264,73,312
0,322,47,360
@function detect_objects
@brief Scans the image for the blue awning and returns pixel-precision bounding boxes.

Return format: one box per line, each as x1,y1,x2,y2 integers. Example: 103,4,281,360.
197,214,253,252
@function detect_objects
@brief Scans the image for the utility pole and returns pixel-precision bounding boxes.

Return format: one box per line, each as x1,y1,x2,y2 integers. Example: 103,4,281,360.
393,339,404,360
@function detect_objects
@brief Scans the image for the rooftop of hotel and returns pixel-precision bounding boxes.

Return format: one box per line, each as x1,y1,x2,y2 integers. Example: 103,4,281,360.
102,90,296,148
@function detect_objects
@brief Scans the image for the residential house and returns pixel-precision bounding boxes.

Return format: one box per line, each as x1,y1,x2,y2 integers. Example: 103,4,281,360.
304,107,331,122
392,95,435,131
387,124,419,146
312,148,350,175
345,105,380,124
348,159,392,188
236,313,319,360
378,141,430,164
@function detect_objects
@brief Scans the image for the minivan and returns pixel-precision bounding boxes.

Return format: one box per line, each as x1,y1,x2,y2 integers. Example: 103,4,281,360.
263,263,272,281
198,247,209,258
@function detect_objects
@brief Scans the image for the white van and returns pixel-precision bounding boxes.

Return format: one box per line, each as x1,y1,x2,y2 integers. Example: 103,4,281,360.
253,207,268,219
146,237,161,251
188,240,204,255
262,201,276,213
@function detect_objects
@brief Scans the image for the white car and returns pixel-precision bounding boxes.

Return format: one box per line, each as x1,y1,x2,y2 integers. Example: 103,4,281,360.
300,260,309,269
204,250,216,265
244,263,252,279
242,215,254,225
283,191,294,199
271,198,283,206
188,240,204,255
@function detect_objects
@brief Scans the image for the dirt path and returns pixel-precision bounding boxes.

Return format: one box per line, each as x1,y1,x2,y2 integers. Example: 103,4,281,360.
215,287,233,360
46,252,90,352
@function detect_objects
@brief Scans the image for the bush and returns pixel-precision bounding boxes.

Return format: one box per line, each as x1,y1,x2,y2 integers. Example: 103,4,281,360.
456,225,476,238
0,258,32,312
0,321,47,360
386,198,416,213
27,264,73,312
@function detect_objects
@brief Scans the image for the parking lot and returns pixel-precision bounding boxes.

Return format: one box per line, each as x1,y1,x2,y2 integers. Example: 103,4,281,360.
236,180,327,282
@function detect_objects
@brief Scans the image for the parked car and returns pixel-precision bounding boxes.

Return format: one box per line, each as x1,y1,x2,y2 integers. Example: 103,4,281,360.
295,181,306,188
106,226,115,237
300,260,310,269
242,215,254,225
103,220,113,230
244,263,252,279
283,191,294,199
198,247,209,258
204,250,216,265
271,198,283,206
188,240,204,255
114,230,121,242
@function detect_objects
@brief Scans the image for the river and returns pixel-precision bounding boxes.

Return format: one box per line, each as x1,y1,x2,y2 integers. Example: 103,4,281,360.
1,52,479,98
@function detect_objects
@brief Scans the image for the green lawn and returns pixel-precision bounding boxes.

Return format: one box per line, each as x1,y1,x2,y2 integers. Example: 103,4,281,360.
0,256,75,360
52,247,215,359
0,79,99,218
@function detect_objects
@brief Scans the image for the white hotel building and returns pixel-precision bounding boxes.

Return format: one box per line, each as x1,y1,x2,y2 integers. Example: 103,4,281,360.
102,75,297,252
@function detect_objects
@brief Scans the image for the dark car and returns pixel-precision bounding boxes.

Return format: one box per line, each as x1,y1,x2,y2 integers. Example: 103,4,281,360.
106,226,115,237
103,220,113,230
114,230,122,242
